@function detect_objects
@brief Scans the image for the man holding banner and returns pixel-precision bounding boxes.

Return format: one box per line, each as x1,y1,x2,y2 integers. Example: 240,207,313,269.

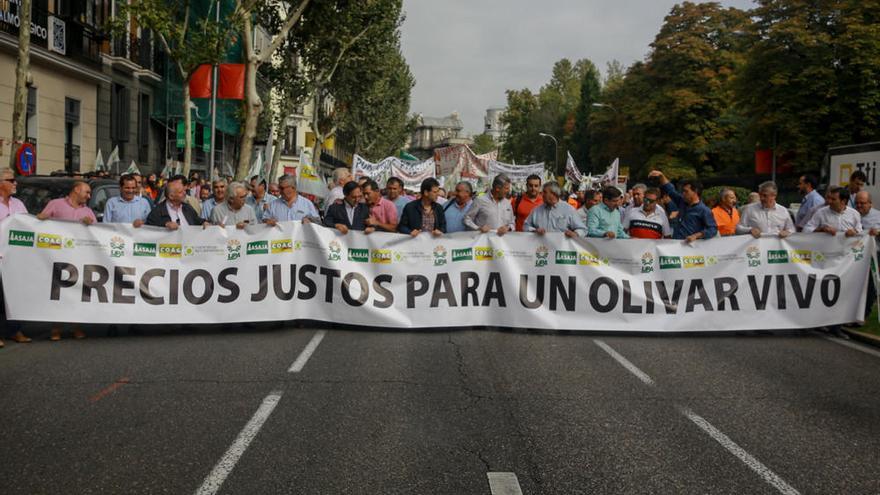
324,182,373,235
649,170,717,242
444,181,475,233
398,178,446,236
587,186,628,239
146,176,206,230
264,175,320,226
736,181,794,238
523,182,586,238
803,187,862,236
464,174,515,236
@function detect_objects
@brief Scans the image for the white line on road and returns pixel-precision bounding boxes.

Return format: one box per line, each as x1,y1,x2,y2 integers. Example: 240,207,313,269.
487,472,524,495
194,391,283,495
288,330,327,373
823,336,880,359
680,407,800,495
594,339,655,386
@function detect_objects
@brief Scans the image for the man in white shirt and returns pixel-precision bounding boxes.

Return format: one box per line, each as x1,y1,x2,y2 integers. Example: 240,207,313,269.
324,167,353,214
736,181,794,238
464,174,515,235
803,186,862,236
854,191,880,235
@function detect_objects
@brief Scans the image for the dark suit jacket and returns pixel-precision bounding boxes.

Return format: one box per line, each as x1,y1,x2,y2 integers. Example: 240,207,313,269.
323,201,370,231
146,200,205,227
397,200,447,234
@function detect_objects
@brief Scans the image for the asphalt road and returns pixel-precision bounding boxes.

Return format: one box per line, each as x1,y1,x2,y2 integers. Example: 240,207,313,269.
2,325,880,494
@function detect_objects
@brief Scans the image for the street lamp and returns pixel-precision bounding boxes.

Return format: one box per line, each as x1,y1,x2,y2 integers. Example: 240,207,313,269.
538,132,558,176
591,102,619,113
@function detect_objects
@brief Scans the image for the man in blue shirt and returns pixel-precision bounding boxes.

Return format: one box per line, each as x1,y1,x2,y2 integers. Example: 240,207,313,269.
103,174,152,227
587,186,628,238
649,171,717,241
444,181,474,233
263,174,320,225
200,179,227,221
795,174,823,230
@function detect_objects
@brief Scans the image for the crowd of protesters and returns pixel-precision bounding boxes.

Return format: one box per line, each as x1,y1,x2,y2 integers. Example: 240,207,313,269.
0,165,877,346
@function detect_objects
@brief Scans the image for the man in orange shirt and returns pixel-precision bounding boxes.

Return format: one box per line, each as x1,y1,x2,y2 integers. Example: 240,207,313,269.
512,174,544,231
712,187,740,236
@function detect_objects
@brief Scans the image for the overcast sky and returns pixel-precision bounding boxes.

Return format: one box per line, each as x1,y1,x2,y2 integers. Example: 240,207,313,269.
400,0,754,135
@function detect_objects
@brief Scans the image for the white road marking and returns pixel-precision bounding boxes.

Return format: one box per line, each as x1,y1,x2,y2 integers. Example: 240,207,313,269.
288,330,327,373
594,339,655,386
680,407,800,495
823,336,880,359
194,391,283,495
487,472,524,495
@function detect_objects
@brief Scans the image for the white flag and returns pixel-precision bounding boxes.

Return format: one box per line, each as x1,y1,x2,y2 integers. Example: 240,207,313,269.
598,158,619,186
160,159,173,178
247,152,263,181
125,160,140,175
107,146,120,172
565,152,583,185
94,150,105,171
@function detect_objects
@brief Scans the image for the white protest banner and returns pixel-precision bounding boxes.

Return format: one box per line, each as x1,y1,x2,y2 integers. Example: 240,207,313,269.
391,158,435,191
296,151,327,199
434,145,496,181
1,215,873,331
488,160,546,193
565,152,583,185
598,158,619,186
352,155,392,184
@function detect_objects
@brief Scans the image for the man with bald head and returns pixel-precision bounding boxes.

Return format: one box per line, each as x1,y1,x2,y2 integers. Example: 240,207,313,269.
0,169,31,347
146,175,206,229
38,180,97,225
853,190,880,326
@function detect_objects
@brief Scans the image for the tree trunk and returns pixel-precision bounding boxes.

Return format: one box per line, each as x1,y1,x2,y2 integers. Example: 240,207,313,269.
310,92,324,173
182,82,193,177
10,0,31,171
236,16,261,180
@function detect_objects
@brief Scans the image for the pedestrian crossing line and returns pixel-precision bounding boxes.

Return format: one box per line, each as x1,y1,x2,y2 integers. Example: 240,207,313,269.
594,339,655,386
487,472,524,495
194,391,283,495
288,330,327,373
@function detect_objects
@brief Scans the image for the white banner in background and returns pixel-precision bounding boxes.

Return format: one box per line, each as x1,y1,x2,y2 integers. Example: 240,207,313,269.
0,215,872,331
488,160,547,192
353,155,437,191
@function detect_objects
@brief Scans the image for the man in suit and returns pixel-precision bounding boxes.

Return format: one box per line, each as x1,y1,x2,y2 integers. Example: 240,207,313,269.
324,181,373,234
398,177,446,236
146,175,207,229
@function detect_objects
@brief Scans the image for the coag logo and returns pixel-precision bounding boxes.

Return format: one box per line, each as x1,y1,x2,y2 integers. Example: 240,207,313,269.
433,245,447,266
578,251,602,266
475,246,494,261
535,245,549,267
790,250,812,264
36,233,62,249
659,256,681,269
227,239,241,261
555,250,577,265
8,230,34,247
452,248,472,262
372,249,392,264
348,248,369,263
159,243,182,258
247,240,268,255
683,255,705,269
767,250,789,264
271,239,293,253
109,236,125,258
133,243,157,257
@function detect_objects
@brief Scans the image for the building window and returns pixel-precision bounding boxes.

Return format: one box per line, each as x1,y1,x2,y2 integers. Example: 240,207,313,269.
111,83,130,143
283,126,297,155
64,97,81,173
137,93,150,163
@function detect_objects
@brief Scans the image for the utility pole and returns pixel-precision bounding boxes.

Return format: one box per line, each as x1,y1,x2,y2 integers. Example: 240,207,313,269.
209,0,220,181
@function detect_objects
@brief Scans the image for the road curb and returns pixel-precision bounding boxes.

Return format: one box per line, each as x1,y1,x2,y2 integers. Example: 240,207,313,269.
843,328,880,348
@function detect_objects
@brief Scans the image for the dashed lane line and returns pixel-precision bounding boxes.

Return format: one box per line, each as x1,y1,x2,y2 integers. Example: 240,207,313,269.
288,330,327,373
594,339,655,386
487,472,524,495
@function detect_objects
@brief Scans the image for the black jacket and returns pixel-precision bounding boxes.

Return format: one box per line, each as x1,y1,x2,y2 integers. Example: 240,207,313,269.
397,200,447,234
146,200,204,227
324,201,370,231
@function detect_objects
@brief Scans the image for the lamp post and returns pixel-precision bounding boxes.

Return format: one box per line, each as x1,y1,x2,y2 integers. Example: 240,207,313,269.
538,132,558,177
591,102,619,113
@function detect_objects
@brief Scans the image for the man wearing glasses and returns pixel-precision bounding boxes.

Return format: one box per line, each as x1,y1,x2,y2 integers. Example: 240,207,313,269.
623,187,671,239
0,169,31,347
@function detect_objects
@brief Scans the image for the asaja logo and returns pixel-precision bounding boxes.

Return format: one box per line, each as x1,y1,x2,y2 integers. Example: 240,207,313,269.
578,251,603,266
767,250,789,264
433,245,447,266
659,256,681,269
683,255,705,269
8,230,34,247
746,245,761,267
641,252,655,273
790,250,812,264
271,239,293,253
36,233,62,249
851,240,865,261
452,248,472,262
372,249,393,264
535,245,549,267
247,240,268,255
328,240,342,261
109,236,125,258
226,239,241,261
348,248,369,263
133,243,157,257
159,243,182,258
555,250,577,265
475,246,494,261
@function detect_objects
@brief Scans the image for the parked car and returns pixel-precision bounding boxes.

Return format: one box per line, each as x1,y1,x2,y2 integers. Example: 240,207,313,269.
15,176,120,222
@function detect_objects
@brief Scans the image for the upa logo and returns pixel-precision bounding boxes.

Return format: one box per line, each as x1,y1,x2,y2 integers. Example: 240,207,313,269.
641,252,655,273
247,240,268,255
328,240,342,261
790,250,812,264
851,240,865,262
271,239,293,254
475,246,494,261
555,250,577,265
433,245,447,266
8,230,34,247
36,233,62,249
109,236,125,258
535,245,549,267
159,243,182,258
348,248,369,263
659,256,681,270
133,243,157,257
683,255,705,269
226,239,242,261
372,249,393,264
452,248,472,262
767,250,789,264
746,245,761,267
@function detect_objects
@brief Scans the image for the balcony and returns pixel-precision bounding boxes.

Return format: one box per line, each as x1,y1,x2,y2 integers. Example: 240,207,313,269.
111,32,156,73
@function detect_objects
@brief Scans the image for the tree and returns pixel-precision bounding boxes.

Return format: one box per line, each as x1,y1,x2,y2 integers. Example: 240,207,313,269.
116,0,235,176
500,88,541,163
571,60,601,171
470,133,497,155
9,0,31,171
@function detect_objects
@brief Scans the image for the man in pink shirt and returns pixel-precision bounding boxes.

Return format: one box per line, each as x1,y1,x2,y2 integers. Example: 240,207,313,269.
362,179,397,232
0,168,31,347
37,180,97,225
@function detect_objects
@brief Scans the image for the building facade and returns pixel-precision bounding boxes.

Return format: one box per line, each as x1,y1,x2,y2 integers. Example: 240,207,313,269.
408,112,472,159
484,107,506,144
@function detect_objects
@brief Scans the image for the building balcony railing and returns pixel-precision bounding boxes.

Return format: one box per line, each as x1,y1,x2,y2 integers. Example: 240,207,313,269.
111,31,156,72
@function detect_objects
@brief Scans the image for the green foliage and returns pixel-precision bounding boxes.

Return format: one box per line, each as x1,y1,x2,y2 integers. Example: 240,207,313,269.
571,60,601,170
470,133,497,155
703,185,753,207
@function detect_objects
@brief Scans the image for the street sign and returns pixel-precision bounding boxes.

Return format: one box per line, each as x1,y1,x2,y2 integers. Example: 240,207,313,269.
15,143,36,176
